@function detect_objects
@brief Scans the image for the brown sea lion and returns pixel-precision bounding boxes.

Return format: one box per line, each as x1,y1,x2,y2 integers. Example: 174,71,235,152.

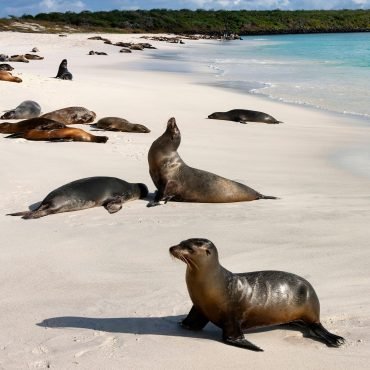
147,117,277,206
94,117,150,133
7,176,148,219
0,71,22,83
6,127,108,143
9,55,29,63
170,238,345,351
208,109,282,124
24,53,44,60
41,107,96,125
0,117,64,134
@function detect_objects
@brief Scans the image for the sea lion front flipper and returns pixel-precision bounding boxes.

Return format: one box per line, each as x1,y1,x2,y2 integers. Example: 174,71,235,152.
222,321,263,352
180,305,209,331
104,198,123,213
239,120,248,124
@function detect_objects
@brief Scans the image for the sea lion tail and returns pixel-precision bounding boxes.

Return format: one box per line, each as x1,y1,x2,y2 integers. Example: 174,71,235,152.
259,194,279,200
308,323,345,347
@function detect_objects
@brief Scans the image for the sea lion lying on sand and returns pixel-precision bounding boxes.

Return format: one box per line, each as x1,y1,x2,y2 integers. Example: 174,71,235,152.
41,107,96,125
208,109,282,124
0,117,65,134
0,63,14,71
94,117,150,133
1,100,41,120
0,71,22,83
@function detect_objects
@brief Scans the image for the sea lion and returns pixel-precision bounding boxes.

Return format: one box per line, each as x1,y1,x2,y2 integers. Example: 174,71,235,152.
24,53,44,60
31,47,39,52
0,117,65,134
94,117,150,133
55,59,72,80
0,63,14,71
9,55,29,63
7,176,148,219
7,127,108,143
119,48,132,53
0,71,22,83
1,100,41,120
170,238,345,351
41,107,96,125
0,54,9,62
208,109,282,124
147,117,276,206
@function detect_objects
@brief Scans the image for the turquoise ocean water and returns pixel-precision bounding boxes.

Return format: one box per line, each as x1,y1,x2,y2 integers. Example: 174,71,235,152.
143,32,370,120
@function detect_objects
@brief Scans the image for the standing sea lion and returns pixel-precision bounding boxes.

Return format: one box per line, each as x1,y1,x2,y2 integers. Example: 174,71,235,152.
7,177,148,219
1,100,41,120
0,71,22,83
0,117,65,134
6,127,108,143
41,107,96,125
170,238,345,351
208,109,282,124
95,117,150,133
147,117,276,206
55,59,72,80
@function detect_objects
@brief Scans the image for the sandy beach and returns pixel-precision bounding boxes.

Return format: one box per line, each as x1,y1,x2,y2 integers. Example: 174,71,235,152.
0,32,369,369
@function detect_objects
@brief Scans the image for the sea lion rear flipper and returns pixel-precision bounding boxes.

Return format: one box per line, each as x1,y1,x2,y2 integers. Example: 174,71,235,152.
5,133,24,139
104,197,123,213
180,305,209,331
307,323,345,347
222,321,263,352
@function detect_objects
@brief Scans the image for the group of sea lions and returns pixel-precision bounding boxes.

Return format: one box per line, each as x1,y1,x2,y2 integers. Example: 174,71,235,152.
0,101,151,142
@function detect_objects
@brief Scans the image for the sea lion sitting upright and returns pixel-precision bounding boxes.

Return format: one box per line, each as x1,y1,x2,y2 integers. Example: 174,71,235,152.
95,117,150,133
208,109,282,124
1,100,41,120
0,117,65,134
7,177,148,219
6,127,108,143
55,59,72,80
41,107,96,125
170,238,345,351
0,71,22,83
147,117,276,206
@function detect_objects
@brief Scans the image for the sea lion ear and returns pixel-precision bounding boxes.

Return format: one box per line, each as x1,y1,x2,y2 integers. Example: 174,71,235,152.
206,249,211,256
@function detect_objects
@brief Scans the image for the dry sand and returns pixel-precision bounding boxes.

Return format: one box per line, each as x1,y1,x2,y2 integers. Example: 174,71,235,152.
0,32,369,369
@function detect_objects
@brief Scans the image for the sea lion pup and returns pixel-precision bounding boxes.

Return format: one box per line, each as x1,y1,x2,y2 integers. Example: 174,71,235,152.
41,107,96,125
147,117,276,206
0,117,64,134
95,117,150,133
208,109,282,124
0,71,22,83
55,59,72,80
7,127,108,143
7,177,148,219
170,238,345,352
31,47,39,52
1,100,41,120
0,63,14,71
9,55,29,63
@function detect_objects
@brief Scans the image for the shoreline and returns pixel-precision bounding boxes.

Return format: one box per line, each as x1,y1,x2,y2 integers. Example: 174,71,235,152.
0,32,369,369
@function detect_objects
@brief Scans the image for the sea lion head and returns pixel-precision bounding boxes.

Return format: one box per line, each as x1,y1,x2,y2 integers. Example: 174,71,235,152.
164,117,181,148
208,112,225,120
132,124,151,133
169,238,219,270
1,110,15,119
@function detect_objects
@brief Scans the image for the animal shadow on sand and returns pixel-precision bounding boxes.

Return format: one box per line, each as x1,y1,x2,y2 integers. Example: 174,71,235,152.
37,315,329,346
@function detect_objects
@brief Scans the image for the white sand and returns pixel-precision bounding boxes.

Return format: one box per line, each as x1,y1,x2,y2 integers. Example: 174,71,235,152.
0,32,369,369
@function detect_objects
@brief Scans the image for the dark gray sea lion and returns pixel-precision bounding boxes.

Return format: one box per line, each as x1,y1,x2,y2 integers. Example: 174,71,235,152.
0,54,9,62
31,47,39,52
0,71,22,83
9,55,29,63
95,117,150,133
170,238,345,351
208,109,282,124
41,107,96,125
1,100,41,120
55,59,72,80
147,117,276,206
8,177,148,219
0,117,65,134
24,53,44,60
0,63,14,71
119,48,132,53
7,127,108,143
